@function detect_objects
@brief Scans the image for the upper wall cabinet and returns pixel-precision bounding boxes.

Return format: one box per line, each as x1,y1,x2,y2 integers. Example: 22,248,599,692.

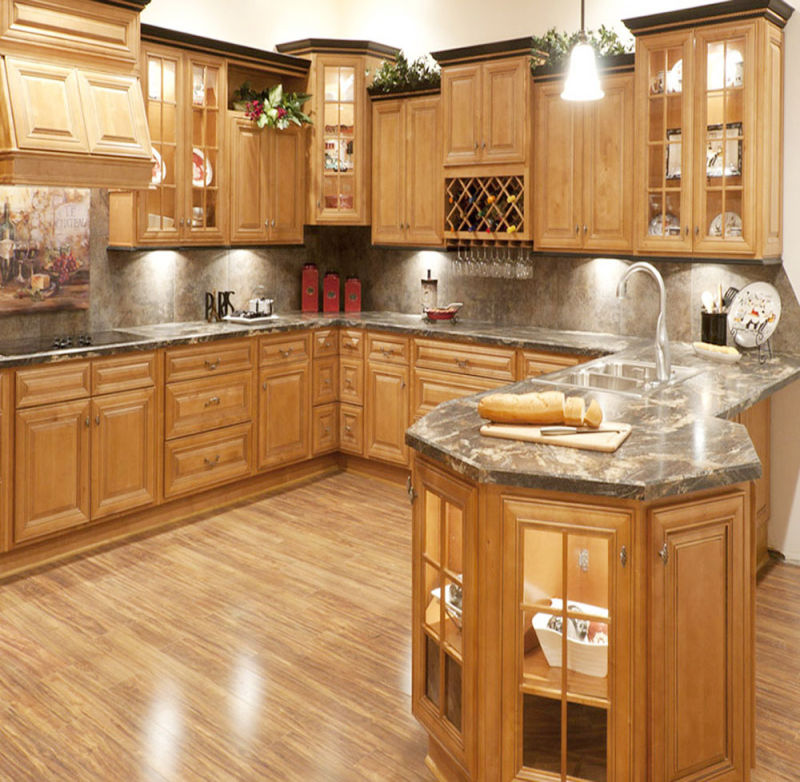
433,38,535,170
625,1,792,260
534,65,635,253
371,93,443,246
276,39,400,226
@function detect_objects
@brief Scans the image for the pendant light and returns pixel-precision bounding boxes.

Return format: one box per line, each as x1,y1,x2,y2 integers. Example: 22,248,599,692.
561,0,604,101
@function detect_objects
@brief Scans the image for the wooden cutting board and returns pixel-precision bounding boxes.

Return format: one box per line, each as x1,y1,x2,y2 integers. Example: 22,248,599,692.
480,422,632,453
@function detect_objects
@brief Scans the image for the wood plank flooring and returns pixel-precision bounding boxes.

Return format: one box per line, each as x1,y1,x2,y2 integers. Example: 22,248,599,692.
0,471,798,781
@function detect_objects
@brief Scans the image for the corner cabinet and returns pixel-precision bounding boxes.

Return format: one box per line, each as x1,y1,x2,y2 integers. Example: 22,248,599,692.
627,3,789,260
371,93,443,246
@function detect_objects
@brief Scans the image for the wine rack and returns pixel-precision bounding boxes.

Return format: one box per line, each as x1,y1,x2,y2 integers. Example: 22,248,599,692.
445,175,528,240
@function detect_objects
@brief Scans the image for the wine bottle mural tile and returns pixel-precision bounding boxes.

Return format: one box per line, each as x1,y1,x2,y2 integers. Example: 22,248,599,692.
445,176,526,238
0,188,90,316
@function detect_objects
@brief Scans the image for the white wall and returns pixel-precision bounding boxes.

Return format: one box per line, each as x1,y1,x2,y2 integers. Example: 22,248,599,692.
143,0,800,560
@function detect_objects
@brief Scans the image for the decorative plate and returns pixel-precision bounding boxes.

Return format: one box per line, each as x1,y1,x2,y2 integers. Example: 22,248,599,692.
648,213,680,236
727,282,781,348
192,148,213,187
666,59,682,93
709,211,742,238
151,147,166,186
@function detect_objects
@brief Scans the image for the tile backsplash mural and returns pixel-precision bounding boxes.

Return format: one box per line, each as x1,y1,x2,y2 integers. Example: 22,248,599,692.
0,187,90,316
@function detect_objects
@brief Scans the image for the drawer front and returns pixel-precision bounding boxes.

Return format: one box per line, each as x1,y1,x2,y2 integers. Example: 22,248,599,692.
366,332,410,364
92,352,156,395
312,403,339,455
339,359,364,405
414,338,516,381
339,403,364,456
164,423,253,499
165,371,253,439
519,350,581,378
259,333,311,367
340,329,364,358
413,368,504,420
16,361,91,408
313,328,339,358
312,357,339,406
165,339,254,382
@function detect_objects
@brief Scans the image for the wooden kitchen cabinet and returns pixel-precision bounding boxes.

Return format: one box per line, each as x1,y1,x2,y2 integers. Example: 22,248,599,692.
737,398,770,572
534,69,634,252
365,360,410,466
371,94,443,246
627,3,789,259
229,115,306,244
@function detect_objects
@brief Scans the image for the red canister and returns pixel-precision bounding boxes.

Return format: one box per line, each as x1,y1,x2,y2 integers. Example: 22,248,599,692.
344,276,361,313
301,263,319,312
323,272,340,313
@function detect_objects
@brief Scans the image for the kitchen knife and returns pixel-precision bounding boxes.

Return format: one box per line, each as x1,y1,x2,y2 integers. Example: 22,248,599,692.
539,425,628,436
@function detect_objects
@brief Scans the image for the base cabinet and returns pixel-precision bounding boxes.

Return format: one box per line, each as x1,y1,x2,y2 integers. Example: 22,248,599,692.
365,361,410,466
258,365,310,469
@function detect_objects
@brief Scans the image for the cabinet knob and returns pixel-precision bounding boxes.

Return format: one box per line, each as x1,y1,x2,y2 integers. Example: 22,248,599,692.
583,225,588,234
482,141,486,149
659,542,669,565
323,340,331,348
685,225,689,236
85,416,90,428
262,381,267,390
345,424,352,433
179,217,185,227
271,219,276,228
406,476,417,505
345,379,352,387
474,141,479,149
95,415,100,426
456,358,468,369
204,455,221,467
405,222,410,230
324,426,330,434
265,219,270,228
575,224,580,234
204,358,220,370
204,395,221,407
317,200,321,209
620,545,628,568
323,378,330,385
695,226,700,236
279,348,293,358
400,380,406,389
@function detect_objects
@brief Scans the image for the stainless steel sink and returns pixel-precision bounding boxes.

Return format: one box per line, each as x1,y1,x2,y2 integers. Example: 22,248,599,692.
538,359,703,398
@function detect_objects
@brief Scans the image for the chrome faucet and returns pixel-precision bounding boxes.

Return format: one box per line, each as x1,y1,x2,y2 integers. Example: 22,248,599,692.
616,261,671,383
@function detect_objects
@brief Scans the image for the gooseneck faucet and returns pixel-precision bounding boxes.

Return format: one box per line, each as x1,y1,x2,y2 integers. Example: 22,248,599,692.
616,261,672,383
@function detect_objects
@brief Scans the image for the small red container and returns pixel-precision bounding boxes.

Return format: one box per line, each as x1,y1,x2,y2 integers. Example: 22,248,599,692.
344,276,361,313
323,272,340,313
301,264,319,312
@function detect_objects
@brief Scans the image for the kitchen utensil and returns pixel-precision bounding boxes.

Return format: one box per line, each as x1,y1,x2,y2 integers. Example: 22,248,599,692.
539,425,628,436
701,310,727,345
723,286,739,308
727,282,781,348
424,302,463,321
479,422,631,453
701,290,715,313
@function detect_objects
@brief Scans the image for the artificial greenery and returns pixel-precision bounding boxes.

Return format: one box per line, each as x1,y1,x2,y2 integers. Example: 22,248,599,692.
231,80,264,107
368,52,441,95
530,26,632,72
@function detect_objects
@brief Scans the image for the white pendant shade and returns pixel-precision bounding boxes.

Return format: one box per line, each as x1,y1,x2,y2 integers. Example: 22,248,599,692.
561,41,604,101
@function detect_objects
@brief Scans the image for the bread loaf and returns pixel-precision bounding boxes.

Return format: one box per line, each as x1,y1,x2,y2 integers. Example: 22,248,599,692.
477,390,565,424
584,399,603,428
563,397,585,427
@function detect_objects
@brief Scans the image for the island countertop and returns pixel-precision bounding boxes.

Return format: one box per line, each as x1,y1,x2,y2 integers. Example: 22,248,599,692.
406,341,800,501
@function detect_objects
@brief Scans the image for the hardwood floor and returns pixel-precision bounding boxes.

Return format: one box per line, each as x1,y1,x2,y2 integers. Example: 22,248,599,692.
0,471,798,781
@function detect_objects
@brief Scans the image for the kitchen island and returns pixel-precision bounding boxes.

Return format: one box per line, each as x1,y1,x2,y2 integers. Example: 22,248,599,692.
405,342,800,782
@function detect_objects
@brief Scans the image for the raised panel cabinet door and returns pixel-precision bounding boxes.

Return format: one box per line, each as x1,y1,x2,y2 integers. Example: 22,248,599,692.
77,70,151,159
229,114,268,243
406,95,443,246
533,81,583,249
371,99,406,244
4,57,89,152
442,64,481,166
482,58,528,164
269,124,306,243
91,388,157,520
650,492,747,782
365,362,409,466
15,400,90,544
583,72,635,251
258,366,310,470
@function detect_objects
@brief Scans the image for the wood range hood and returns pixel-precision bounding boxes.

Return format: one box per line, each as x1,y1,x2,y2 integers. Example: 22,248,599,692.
0,0,153,188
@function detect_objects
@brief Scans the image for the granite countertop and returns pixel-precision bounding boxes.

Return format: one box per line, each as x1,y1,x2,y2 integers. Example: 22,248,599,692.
406,342,800,501
0,312,642,368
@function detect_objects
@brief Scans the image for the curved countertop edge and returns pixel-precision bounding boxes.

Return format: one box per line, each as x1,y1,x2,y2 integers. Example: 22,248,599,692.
0,313,644,369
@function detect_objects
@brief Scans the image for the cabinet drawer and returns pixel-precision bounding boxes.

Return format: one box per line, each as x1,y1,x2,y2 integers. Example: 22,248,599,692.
164,423,253,499
165,339,254,382
340,329,364,358
165,371,253,439
312,357,339,406
414,338,515,381
518,350,581,378
366,332,409,364
92,352,156,395
313,328,339,358
413,368,504,420
259,333,311,367
340,359,364,405
339,403,364,456
16,361,91,408
312,403,339,455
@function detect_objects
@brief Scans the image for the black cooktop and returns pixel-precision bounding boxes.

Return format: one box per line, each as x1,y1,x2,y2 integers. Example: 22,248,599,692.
0,331,147,357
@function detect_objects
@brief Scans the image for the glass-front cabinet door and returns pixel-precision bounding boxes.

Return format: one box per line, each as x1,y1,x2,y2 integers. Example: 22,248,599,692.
636,32,693,254
502,498,631,782
693,24,756,255
412,461,476,777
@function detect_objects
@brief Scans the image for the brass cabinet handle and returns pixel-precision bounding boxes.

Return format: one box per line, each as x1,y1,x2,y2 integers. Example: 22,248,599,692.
204,396,221,407
455,358,468,369
405,223,410,230
381,348,395,358
474,141,479,149
271,219,276,228
262,381,267,391
345,379,353,388
344,342,356,350
620,545,628,568
406,476,417,505
279,348,293,358
323,340,331,348
575,224,580,234
345,424,352,433
265,219,269,228
204,358,220,370
482,141,486,149
323,378,330,385
400,380,406,389
179,217,185,227
583,225,588,234
695,226,700,236
324,426,330,434
659,543,669,565
204,455,221,467
85,416,90,428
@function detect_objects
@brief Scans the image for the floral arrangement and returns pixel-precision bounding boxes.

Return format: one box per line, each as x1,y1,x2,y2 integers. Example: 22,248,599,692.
368,52,441,95
236,83,312,130
530,26,632,73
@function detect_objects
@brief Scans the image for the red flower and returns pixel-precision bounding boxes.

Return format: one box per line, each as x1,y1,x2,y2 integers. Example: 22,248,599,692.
276,107,287,118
